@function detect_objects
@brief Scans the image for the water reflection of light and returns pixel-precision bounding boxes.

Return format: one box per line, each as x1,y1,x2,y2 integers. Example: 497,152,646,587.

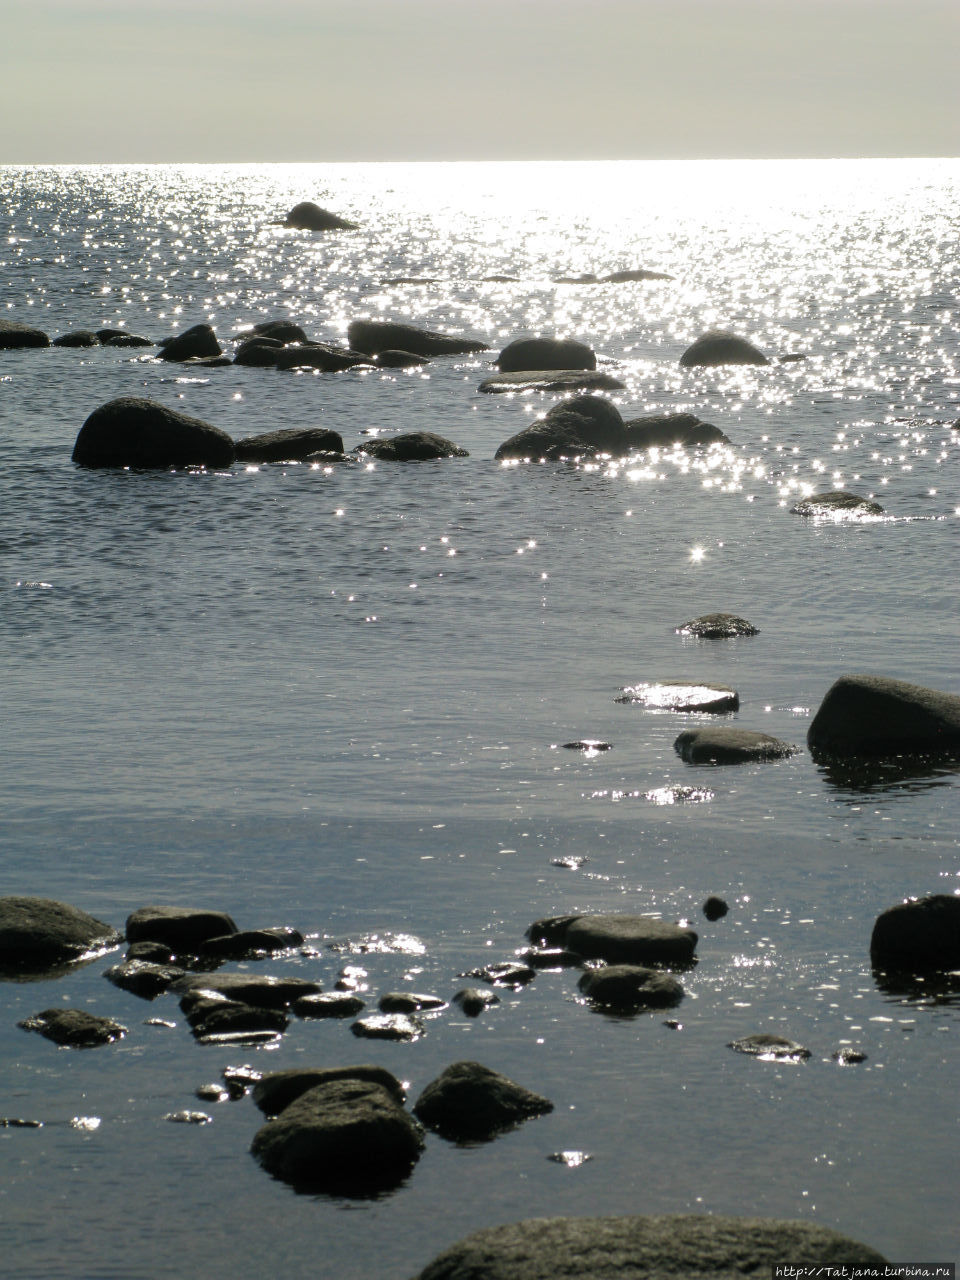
689,545,706,562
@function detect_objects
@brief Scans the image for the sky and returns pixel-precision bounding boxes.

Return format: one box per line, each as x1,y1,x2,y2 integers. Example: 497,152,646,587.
2,0,957,163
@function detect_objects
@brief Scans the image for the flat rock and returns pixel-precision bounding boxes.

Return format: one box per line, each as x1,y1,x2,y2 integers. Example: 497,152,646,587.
790,490,884,517
679,331,769,367
807,674,960,758
182,997,288,1042
870,894,960,972
624,412,731,449
495,395,629,461
676,613,759,638
97,329,153,347
0,897,121,971
578,965,685,1012
19,1008,127,1048
675,728,797,764
282,202,358,231
234,429,344,463
480,369,625,393
125,905,239,952
253,1065,405,1116
373,349,430,367
274,343,368,372
532,914,697,967
729,1033,811,1061
410,1213,887,1279
0,317,50,348
171,972,321,1009
198,927,305,960
104,959,185,999
378,992,447,1013
72,398,236,470
617,680,739,713
294,992,365,1019
347,320,487,357
355,432,468,461
413,1061,553,1141
351,1013,424,1041
496,337,596,373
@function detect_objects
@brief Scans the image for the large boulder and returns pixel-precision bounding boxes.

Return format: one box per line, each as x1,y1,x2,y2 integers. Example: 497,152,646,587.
234,427,344,462
0,897,121,971
157,323,222,363
674,728,798,764
355,432,468,461
496,337,596,373
250,320,310,344
495,395,629,461
624,413,731,449
282,202,358,231
577,964,684,1012
347,320,487,358
807,675,960,758
72,398,236,470
253,1065,405,1116
528,913,697,966
233,336,283,367
870,894,960,972
0,318,50,349
125,905,238,951
411,1214,887,1280
413,1061,553,1141
679,331,769,368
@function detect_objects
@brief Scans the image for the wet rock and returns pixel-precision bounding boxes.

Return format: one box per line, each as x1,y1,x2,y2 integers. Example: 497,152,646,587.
0,318,50,348
53,330,100,348
335,964,369,992
729,1033,811,1060
180,994,289,1041
233,336,283,367
529,914,697,967
195,1083,231,1102
807,675,960,759
355,431,468,461
351,1013,424,1041
870,894,960,972
675,728,798,764
676,613,759,638
72,398,235,470
294,992,365,1019
495,394,629,461
519,946,581,969
99,332,153,348
410,1213,888,1279
251,1078,422,1193
171,972,321,1008
164,1110,212,1124
373,349,430,367
479,369,625,394
104,959,185,999
679,330,769,367
482,274,520,283
464,961,536,988
617,680,739,713
378,992,447,1014
790,490,884,517
602,267,674,283
624,412,731,450
198,926,304,959
578,965,685,1012
126,940,175,963
157,323,221,363
346,319,487,357
561,740,612,752
234,429,344,464
253,1065,405,1116
496,337,596,373
126,905,239,953
0,896,121,971
702,896,729,921
414,1061,553,1142
833,1048,867,1065
452,988,501,1017
19,1008,127,1048
0,1117,43,1128
281,202,358,231
222,1065,261,1097
250,320,310,344
274,343,368,372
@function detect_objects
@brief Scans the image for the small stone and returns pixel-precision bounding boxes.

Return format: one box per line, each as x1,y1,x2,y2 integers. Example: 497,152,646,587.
351,1013,424,1041
294,992,365,1019
0,1117,43,1128
617,680,739,713
18,1008,127,1049
222,1065,261,1097
104,960,185,999
452,988,501,1017
463,961,536,988
547,1150,593,1167
518,947,581,970
702,896,729,921
164,1111,212,1124
674,728,798,765
790,490,884,518
729,1033,811,1061
195,1083,231,1103
378,992,447,1014
551,855,588,869
560,740,612,752
832,1048,867,1065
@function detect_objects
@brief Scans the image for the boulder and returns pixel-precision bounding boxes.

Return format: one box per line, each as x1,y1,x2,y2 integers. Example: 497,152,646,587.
676,613,759,638
72,398,235,470
125,905,238,952
0,318,50,349
463,961,536,988
452,988,501,1017
346,320,487,357
126,940,175,963
104,960,185,999
294,992,365,1019
729,1034,811,1061
674,728,797,764
577,965,684,1012
98,331,153,348
253,1065,405,1116
791,490,884,517
624,413,731,449
355,432,468,461
703,896,729,921
351,1013,424,1041
410,1213,887,1279
378,992,447,1013
198,926,304,959
870,894,960,972
281,202,358,231
616,680,739,713
171,972,321,1009
233,337,283,367
274,343,368,372
807,675,960,758
373,349,431,367
480,370,625,394
52,331,100,348
234,428,344,463
529,914,697,967
496,337,596,373
602,268,674,283
181,995,289,1041
250,1078,422,1192
495,395,629,461
0,897,121,971
680,331,769,367
251,320,310,344
18,1008,127,1048
413,1061,553,1141
157,323,222,363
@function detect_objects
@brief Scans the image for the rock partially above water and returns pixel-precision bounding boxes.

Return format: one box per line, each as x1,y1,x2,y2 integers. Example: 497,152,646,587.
870,894,960,972
281,202,358,231
702,896,729,921
679,331,769,367
676,613,759,638
453,988,501,1017
19,1008,128,1048
729,1033,811,1061
413,1061,553,1142
234,429,344,463
496,336,596,373
347,320,487,357
578,965,685,1012
274,343,368,372
125,905,239,953
624,413,731,450
675,728,798,764
294,992,365,1019
529,914,697,967
807,674,960,758
253,1065,405,1116
351,1013,424,1041
495,395,629,461
157,323,222,363
790,490,884,518
104,959,185,999
0,318,50,349
53,330,100,348
355,432,468,461
171,972,321,1009
616,680,739,713
181,995,289,1042
72,398,236,470
479,369,625,394
0,897,121,971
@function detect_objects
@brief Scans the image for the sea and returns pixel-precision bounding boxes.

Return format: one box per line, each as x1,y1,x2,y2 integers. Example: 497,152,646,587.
1,159,958,1278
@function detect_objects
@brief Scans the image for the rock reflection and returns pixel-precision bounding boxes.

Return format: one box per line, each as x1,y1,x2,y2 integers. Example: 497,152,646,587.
816,754,960,798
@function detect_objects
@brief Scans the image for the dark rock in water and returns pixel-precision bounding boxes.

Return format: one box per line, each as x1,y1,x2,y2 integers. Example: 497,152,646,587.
372,349,430,367
702,896,729,921
355,431,468,461
181,355,232,368
234,428,344,463
198,926,305,959
104,959,185,999
53,330,100,348
171,972,321,1009
624,412,731,449
463,961,536,988
378,992,447,1014
495,394,629,461
675,728,798,764
833,1047,867,1065
410,1213,888,1279
779,352,806,363
195,1082,231,1103
0,317,50,348
578,964,685,1012
413,1061,553,1142
274,343,368,372
233,337,283,367
294,992,365,1019
616,680,739,713
791,490,884,517
19,1008,127,1048
679,330,769,367
251,320,310,344
251,1079,422,1193
676,613,759,638
519,946,582,969
480,369,625,394
347,319,487,357
125,905,238,952
253,1065,405,1116
165,1110,212,1125
808,675,960,758
496,337,596,373
561,740,612,752
453,988,501,1017
185,998,288,1042
157,323,221,363
729,1033,811,1061
351,1013,424,1041
554,273,599,284
72,398,235,470
222,1065,261,1096
0,897,121,971
602,268,674,283
98,331,153,348
529,914,697,967
126,940,175,963
282,202,358,231
0,1118,43,1128
870,894,960,972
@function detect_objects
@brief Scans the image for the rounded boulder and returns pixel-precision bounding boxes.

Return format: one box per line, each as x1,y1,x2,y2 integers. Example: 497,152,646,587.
72,398,235,470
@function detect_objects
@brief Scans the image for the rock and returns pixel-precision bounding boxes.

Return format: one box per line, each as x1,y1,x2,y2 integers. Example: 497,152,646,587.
180,994,289,1042
351,1013,424,1041
729,1033,811,1061
281,202,358,231
790,490,884,517
410,1213,887,1279
181,355,233,368
870,894,960,972
675,728,798,764
125,940,175,963
234,428,344,463
104,960,185,999
18,1008,127,1048
222,1065,261,1096
164,1110,212,1125
355,432,468,461
602,268,674,283
378,992,447,1013
702,896,729,921
676,613,759,638
578,965,685,1012
554,273,599,284
157,323,222,363
72,398,235,470
294,992,365,1019
198,926,304,959
125,905,239,952
808,675,960,758
98,331,153,348
274,343,368,372
452,988,501,1017
253,1065,405,1116
518,947,582,969
679,331,769,367
0,897,121,971
495,395,629,461
616,680,739,713
624,413,731,449
251,320,310,344
0,318,50,349
346,319,487,357
561,740,612,752
372,349,430,367
463,961,536,988
496,337,596,373
413,1061,553,1141
171,972,322,1009
529,914,697,967
233,337,283,367
52,331,100,348
479,370,625,394
833,1048,867,1065
251,1079,422,1192
195,1083,231,1102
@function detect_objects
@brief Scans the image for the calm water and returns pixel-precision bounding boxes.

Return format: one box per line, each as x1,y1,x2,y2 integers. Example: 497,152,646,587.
1,160,958,1277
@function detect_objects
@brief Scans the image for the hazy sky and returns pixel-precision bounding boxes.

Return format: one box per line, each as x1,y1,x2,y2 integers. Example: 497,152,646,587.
3,0,957,162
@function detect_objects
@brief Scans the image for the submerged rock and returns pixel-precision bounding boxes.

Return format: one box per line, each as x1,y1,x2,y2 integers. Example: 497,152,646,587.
729,1033,811,1061
274,343,368,372
676,613,759,638
346,319,487,357
72,398,235,470
19,1008,127,1048
496,337,596,373
870,894,960,972
126,905,238,952
495,395,629,461
791,490,884,518
157,323,222,363
413,1061,553,1142
529,914,697,967
479,369,625,394
679,330,769,367
617,680,739,713
624,413,731,450
0,318,50,349
578,964,685,1012
53,330,100,348
378,992,447,1013
675,728,798,764
0,897,121,971
253,1065,405,1116
281,202,358,231
234,429,344,463
807,675,960,758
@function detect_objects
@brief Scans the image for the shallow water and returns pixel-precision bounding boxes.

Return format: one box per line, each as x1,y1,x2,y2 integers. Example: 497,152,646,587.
1,160,958,1277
